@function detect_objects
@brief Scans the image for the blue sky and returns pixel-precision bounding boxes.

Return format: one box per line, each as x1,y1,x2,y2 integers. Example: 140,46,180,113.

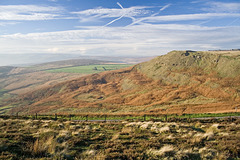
0,0,240,56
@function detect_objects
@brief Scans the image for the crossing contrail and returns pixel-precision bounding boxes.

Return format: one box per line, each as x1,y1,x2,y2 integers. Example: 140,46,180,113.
104,2,125,27
127,4,171,26
104,3,171,27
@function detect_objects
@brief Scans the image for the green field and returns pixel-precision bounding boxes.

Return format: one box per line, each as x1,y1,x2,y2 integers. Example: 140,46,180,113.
0,89,16,114
0,89,7,97
46,64,132,74
5,112,240,121
0,89,12,104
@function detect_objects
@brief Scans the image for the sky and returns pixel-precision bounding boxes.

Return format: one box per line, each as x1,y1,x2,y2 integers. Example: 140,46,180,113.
0,0,240,57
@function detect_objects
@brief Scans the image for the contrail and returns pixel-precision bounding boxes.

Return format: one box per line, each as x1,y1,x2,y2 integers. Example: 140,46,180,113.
104,3,171,27
197,19,212,25
117,2,124,9
104,2,125,27
227,17,239,26
127,4,171,26
160,4,171,11
104,15,125,27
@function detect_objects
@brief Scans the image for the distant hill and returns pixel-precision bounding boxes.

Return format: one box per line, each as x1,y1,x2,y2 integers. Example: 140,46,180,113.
75,56,155,64
0,53,153,66
0,54,81,66
0,58,137,114
0,66,16,78
28,59,110,71
0,57,131,94
5,50,240,115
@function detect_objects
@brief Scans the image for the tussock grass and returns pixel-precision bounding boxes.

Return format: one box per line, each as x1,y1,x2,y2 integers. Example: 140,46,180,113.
0,117,239,159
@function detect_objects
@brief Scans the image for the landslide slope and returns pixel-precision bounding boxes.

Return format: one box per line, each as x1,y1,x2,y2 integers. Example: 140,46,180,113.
9,50,240,115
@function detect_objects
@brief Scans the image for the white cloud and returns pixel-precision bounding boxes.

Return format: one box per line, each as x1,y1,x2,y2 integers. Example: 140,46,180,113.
47,47,60,53
0,22,19,26
72,6,151,23
72,4,239,26
203,2,240,13
0,3,239,56
0,5,64,21
0,24,239,55
144,13,240,22
73,6,149,17
72,3,172,26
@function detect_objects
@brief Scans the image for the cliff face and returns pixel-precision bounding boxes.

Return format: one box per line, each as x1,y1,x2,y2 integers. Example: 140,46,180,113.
9,50,240,115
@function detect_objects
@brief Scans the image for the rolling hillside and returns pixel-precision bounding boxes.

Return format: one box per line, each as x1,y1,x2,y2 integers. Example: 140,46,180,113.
0,58,135,114
0,59,110,95
6,50,240,115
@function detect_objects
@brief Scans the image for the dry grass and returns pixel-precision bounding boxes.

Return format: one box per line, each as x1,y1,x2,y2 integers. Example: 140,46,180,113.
0,117,239,159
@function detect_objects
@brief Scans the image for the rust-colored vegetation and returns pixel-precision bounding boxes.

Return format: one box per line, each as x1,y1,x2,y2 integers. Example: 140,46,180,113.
7,50,240,115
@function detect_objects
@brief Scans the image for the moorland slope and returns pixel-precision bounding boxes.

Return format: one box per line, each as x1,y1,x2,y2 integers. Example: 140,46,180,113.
8,50,240,115
0,59,109,95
